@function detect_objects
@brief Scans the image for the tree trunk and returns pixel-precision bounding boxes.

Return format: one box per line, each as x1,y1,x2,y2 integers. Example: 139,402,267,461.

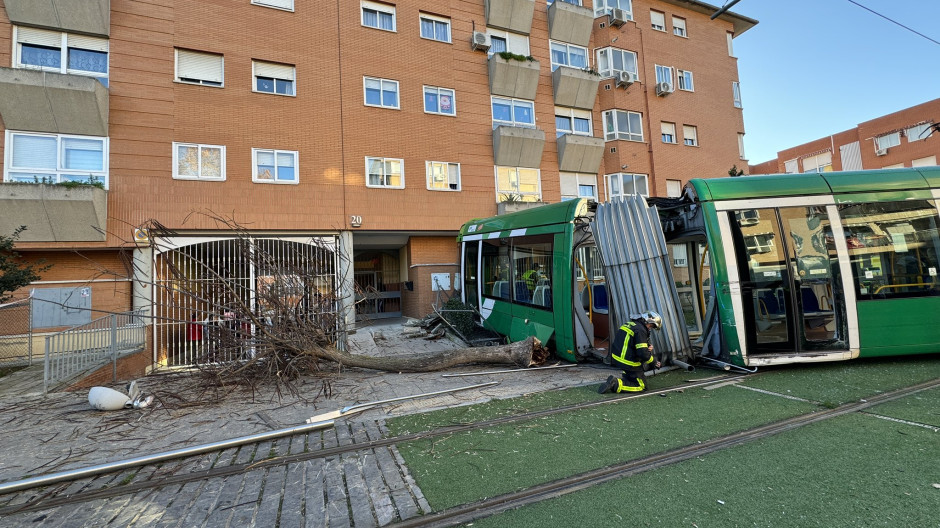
309,336,545,373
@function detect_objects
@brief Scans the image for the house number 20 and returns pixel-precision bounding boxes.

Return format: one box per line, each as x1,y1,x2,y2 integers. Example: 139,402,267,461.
350,215,363,226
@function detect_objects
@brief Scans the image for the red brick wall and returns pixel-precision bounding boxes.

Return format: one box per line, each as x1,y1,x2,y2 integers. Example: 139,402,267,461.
401,236,460,318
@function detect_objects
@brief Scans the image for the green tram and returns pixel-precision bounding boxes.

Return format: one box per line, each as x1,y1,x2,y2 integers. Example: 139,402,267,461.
457,167,940,368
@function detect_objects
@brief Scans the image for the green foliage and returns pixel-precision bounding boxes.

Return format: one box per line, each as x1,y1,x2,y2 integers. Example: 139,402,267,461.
441,297,475,338
0,226,51,302
728,164,745,177
497,51,534,63
500,193,523,204
29,175,105,189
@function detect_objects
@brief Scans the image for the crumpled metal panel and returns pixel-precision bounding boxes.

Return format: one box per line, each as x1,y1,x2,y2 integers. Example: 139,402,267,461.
590,196,693,362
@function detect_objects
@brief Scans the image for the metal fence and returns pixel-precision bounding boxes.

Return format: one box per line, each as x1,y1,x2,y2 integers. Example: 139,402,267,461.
43,310,146,394
0,298,33,367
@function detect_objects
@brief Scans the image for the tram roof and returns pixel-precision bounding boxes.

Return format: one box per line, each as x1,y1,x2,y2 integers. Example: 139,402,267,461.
458,199,590,237
689,167,940,202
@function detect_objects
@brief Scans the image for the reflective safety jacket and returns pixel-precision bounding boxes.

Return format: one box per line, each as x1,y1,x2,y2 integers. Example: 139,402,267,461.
609,319,655,372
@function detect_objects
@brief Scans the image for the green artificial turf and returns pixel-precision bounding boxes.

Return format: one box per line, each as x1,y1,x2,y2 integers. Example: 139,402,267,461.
740,356,940,406
469,410,940,528
394,384,815,510
866,386,940,428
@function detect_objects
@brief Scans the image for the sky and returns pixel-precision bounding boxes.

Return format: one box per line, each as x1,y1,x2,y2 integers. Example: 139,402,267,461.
731,0,940,163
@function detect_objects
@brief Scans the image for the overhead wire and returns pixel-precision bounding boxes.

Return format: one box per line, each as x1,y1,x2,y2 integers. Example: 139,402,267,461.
845,0,940,46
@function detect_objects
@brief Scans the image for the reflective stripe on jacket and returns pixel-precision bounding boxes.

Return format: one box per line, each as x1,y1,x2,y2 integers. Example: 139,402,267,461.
610,320,654,369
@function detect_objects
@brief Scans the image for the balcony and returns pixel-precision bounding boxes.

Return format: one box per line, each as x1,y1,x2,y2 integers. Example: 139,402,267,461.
493,126,545,168
488,54,540,100
551,66,599,110
0,68,109,137
557,134,605,173
485,0,535,34
548,1,594,47
4,0,110,37
0,183,107,242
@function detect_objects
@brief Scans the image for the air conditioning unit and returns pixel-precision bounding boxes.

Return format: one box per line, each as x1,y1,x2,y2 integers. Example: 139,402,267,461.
655,82,673,96
608,8,627,27
616,71,636,87
875,148,887,156
471,31,491,52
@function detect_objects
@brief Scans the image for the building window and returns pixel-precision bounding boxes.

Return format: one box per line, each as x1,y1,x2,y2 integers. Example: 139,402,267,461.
486,29,529,56
424,86,455,115
496,166,541,202
733,82,743,108
727,32,734,56
683,125,698,147
253,61,295,95
549,41,588,71
607,173,649,200
661,122,677,144
655,64,674,86
594,0,633,19
251,0,293,11
738,133,747,161
906,122,933,142
912,155,937,167
366,156,404,188
548,0,582,5
678,70,694,91
555,108,592,137
4,131,109,188
673,16,687,37
14,27,109,85
426,161,461,191
650,10,665,31
361,1,396,31
492,97,535,128
173,142,225,181
801,152,832,173
603,110,644,142
364,77,399,109
666,179,682,197
595,47,638,78
745,234,774,254
253,149,297,184
875,132,901,151
176,49,224,87
420,13,451,42
560,172,597,201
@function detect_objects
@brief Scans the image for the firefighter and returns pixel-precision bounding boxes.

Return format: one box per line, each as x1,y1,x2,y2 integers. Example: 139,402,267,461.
522,262,543,293
598,311,663,394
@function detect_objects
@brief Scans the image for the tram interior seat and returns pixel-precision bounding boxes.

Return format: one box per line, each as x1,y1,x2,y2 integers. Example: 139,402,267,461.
493,281,510,300
514,281,531,303
756,288,786,319
580,284,609,314
533,286,551,308
801,286,833,328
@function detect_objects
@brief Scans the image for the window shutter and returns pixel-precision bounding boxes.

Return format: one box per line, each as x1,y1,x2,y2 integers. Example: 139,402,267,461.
254,61,294,80
68,34,108,52
255,0,293,9
11,134,57,169
177,49,223,83
17,27,61,47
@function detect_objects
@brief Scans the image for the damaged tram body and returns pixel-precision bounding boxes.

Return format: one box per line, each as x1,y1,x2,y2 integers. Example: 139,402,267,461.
457,167,940,369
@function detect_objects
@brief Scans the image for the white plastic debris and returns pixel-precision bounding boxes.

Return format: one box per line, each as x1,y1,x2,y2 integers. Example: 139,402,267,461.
88,383,153,411
717,500,725,505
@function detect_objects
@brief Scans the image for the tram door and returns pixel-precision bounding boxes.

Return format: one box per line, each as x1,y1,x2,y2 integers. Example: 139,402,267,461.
733,206,846,354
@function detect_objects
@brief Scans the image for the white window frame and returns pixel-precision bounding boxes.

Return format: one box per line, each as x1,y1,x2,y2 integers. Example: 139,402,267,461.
423,86,456,116
251,0,294,11
738,133,747,161
4,130,110,188
426,161,461,191
727,32,734,57
912,155,937,167
252,148,298,184
733,81,743,108
678,70,694,91
666,179,682,198
875,132,900,151
14,27,109,84
746,234,774,254
672,16,687,37
175,48,224,87
603,110,644,142
549,41,588,71
172,142,226,181
495,166,542,202
363,76,400,109
655,64,674,86
419,12,451,43
365,156,404,189
650,10,665,31
361,1,396,32
906,122,932,142
606,173,649,200
555,107,593,138
492,97,536,128
661,122,677,144
252,60,295,96
683,125,698,147
594,0,633,19
485,28,530,57
595,47,638,78
560,172,597,201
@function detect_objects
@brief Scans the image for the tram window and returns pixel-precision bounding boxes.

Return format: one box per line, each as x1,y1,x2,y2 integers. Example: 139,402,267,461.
575,246,603,281
839,200,940,299
481,239,512,301
512,234,554,308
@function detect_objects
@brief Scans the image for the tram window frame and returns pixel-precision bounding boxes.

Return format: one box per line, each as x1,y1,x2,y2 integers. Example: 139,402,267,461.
838,199,940,300
480,234,554,309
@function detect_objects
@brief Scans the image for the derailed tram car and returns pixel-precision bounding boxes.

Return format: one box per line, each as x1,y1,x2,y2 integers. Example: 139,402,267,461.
457,167,940,369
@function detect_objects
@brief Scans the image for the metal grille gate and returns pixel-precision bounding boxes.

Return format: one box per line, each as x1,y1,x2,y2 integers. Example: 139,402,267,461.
154,237,341,366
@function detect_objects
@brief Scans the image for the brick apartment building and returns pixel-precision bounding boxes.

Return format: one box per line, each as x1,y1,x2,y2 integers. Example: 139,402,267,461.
749,98,940,175
0,0,754,367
